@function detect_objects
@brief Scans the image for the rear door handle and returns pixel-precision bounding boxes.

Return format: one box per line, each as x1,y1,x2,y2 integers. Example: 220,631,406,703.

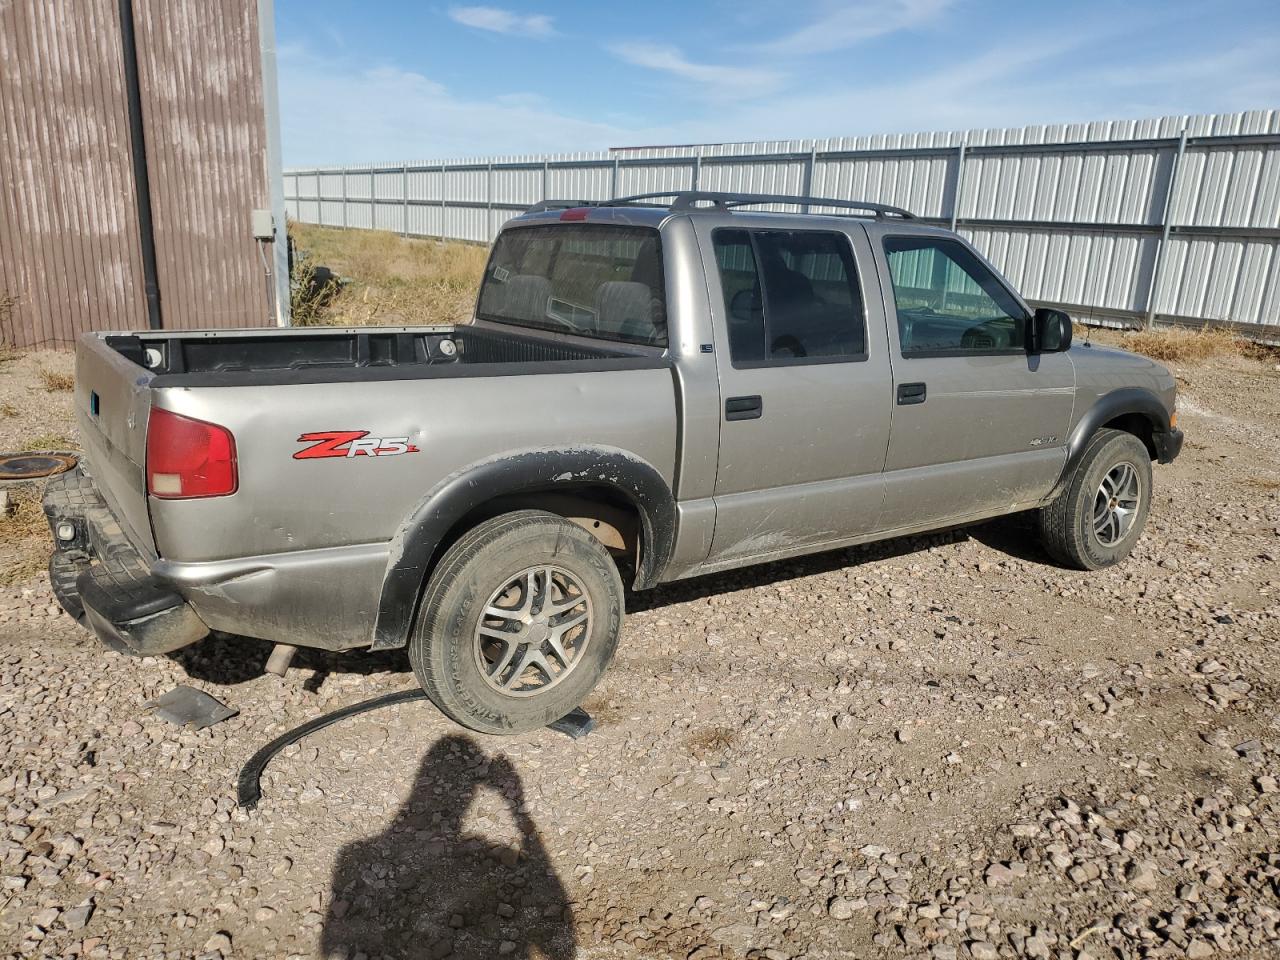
897,382,926,405
724,395,763,421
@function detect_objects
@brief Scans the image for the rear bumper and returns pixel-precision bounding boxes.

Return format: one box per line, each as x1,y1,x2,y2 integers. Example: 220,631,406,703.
1154,428,1184,464
43,466,209,656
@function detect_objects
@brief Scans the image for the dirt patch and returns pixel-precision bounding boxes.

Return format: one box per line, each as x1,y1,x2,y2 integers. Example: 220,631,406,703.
0,349,76,453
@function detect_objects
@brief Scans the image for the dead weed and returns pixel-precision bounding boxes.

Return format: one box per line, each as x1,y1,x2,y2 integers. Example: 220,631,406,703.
686,726,738,758
37,367,74,392
0,485,49,586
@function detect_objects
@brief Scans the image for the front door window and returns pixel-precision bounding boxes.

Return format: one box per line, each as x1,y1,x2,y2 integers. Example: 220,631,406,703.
882,237,1027,356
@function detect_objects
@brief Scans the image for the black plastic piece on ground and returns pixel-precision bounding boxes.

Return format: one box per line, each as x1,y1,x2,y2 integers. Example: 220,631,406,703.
146,685,238,729
547,707,595,739
236,691,595,809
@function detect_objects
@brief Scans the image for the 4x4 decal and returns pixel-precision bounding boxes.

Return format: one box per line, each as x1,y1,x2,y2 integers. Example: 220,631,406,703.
294,431,420,460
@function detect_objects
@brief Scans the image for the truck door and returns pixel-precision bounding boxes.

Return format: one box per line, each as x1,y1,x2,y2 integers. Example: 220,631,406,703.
696,220,893,569
871,231,1075,530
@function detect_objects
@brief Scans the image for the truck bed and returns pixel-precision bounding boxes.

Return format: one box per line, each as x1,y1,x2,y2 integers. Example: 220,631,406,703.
103,322,661,387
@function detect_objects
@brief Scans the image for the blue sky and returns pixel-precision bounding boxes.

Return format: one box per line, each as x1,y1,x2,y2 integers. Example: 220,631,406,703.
275,0,1280,167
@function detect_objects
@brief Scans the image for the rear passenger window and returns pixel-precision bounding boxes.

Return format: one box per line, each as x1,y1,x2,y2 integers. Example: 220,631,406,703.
712,229,866,365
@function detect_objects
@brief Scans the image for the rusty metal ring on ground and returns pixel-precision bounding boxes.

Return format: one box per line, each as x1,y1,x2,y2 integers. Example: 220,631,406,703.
0,452,78,481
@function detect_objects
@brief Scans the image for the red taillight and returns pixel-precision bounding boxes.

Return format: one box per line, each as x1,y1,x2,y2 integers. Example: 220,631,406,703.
559,207,590,221
146,407,238,499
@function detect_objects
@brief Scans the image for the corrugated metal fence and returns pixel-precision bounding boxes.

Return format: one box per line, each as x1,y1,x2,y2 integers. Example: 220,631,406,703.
285,110,1280,335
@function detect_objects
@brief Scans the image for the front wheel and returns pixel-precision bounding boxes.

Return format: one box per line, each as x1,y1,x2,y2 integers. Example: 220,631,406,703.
1037,428,1153,570
409,510,624,735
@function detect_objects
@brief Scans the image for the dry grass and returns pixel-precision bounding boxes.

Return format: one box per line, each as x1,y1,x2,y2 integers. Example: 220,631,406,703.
0,484,49,586
1119,326,1247,363
1241,476,1280,492
0,402,18,418
686,726,738,758
37,367,74,392
288,222,487,327
22,432,73,451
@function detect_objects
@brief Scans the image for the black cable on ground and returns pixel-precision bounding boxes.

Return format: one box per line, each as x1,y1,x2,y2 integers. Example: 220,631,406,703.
237,688,427,809
236,690,595,809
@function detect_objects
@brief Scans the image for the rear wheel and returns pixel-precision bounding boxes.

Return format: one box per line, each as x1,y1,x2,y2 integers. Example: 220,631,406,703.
409,510,624,735
1038,428,1152,570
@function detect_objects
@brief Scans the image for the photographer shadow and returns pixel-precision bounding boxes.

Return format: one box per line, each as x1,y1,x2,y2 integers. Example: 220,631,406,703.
321,734,575,960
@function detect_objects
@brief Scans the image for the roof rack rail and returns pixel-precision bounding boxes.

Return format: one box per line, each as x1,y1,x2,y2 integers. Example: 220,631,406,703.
525,192,915,220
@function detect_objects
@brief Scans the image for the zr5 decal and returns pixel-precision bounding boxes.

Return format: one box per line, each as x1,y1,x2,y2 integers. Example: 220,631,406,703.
294,431,420,460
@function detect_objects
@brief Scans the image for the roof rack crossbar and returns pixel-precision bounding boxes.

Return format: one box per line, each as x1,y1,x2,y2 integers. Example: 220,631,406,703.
524,191,915,219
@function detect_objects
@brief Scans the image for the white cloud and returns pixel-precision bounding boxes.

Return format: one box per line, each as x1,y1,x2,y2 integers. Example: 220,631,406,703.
448,6,555,39
277,28,1279,168
759,0,954,56
609,42,786,100
659,35,1279,147
277,45,666,166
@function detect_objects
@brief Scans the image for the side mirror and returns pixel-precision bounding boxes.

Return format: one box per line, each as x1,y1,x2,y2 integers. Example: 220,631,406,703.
1030,308,1073,353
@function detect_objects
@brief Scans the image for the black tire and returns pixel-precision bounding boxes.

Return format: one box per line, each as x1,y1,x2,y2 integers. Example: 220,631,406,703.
409,510,624,735
1038,428,1153,570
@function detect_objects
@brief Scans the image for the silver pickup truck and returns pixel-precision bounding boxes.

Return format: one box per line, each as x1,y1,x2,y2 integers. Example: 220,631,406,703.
45,191,1182,734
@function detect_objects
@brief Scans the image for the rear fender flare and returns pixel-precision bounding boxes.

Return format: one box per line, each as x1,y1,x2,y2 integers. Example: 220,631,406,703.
371,447,675,650
1048,388,1172,499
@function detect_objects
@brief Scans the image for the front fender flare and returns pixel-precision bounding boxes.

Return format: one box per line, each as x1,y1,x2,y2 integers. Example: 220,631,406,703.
1048,387,1174,499
371,447,675,650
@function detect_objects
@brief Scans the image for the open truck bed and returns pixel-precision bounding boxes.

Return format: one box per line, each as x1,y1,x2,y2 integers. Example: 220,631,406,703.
49,320,677,655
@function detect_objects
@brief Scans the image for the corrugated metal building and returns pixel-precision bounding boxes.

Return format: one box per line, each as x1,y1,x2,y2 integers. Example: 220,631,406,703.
0,0,288,350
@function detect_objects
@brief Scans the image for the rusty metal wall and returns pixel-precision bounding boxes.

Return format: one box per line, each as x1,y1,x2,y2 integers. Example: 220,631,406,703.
0,0,148,349
0,0,277,350
131,0,272,332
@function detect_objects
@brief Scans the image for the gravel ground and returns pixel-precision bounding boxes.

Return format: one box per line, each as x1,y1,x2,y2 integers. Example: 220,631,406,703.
1,343,1279,960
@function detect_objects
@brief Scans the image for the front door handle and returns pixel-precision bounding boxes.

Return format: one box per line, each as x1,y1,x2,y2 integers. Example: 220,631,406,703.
725,395,763,421
897,382,927,405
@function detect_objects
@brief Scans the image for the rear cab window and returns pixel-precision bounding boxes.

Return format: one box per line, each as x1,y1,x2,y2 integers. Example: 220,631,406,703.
711,228,867,366
477,224,667,346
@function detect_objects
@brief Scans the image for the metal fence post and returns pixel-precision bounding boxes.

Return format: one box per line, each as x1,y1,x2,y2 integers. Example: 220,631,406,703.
949,141,967,231
802,146,817,213
543,159,550,202
341,168,348,228
369,167,375,230
316,170,323,227
439,163,447,241
1144,126,1188,329
402,163,409,237
487,162,494,242
611,157,619,200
